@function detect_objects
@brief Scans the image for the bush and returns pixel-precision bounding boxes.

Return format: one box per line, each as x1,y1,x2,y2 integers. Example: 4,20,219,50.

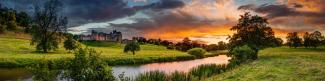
187,48,206,58
63,48,115,81
230,45,256,62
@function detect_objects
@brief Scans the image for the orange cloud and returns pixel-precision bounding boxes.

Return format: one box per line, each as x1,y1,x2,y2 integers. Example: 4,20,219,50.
144,24,233,39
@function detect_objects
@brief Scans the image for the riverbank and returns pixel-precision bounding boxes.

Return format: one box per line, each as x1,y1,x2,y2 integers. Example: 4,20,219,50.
0,35,227,67
205,46,325,81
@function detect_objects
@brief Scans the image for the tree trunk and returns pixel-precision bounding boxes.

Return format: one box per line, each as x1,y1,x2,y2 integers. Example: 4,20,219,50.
132,51,135,55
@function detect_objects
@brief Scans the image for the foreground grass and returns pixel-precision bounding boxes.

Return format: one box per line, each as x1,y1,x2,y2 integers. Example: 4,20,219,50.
205,46,325,81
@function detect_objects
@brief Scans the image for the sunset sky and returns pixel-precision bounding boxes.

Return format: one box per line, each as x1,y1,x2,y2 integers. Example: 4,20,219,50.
2,0,325,44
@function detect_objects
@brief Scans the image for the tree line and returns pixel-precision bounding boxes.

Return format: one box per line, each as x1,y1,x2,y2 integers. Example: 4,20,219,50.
286,31,324,48
132,37,228,52
0,4,32,33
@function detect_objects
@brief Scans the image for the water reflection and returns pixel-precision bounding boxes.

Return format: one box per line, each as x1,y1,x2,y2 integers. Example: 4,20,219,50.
0,68,32,81
112,55,231,78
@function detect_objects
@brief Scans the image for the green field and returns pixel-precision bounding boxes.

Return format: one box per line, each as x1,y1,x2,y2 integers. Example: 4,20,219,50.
205,46,325,81
0,34,224,67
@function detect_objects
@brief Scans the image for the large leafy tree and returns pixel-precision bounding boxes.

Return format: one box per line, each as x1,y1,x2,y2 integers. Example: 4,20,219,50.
124,41,141,55
228,12,276,60
64,34,80,52
31,0,68,53
286,32,302,48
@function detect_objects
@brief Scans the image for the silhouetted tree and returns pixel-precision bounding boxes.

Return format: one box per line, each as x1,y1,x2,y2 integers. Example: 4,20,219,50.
286,32,302,48
228,12,276,60
309,31,323,48
124,41,140,55
217,41,227,50
274,38,283,47
204,44,218,51
31,0,68,53
303,32,312,48
16,12,32,33
6,11,18,31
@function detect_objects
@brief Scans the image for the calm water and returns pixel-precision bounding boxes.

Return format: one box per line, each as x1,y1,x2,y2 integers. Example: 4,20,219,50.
0,55,230,81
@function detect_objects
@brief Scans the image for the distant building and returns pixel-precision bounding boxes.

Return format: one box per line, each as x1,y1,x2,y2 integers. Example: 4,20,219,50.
78,30,122,43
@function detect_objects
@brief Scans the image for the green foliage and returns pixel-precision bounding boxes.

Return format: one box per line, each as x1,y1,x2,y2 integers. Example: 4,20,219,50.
63,48,115,81
187,48,206,58
124,41,141,55
0,6,31,33
229,12,277,52
31,0,68,53
64,35,80,52
286,32,302,48
230,45,256,62
135,71,167,81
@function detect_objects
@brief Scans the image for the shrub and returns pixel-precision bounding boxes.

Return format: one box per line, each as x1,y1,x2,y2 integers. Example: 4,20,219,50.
63,48,115,81
230,45,256,62
187,48,206,58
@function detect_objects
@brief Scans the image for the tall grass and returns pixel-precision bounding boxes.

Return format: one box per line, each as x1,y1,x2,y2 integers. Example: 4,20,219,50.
129,63,235,81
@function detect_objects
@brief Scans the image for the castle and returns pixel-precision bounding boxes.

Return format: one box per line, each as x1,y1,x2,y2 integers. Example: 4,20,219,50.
78,30,122,43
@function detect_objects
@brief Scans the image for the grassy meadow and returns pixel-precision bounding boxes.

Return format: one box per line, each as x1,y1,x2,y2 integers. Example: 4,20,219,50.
0,33,225,67
205,46,325,81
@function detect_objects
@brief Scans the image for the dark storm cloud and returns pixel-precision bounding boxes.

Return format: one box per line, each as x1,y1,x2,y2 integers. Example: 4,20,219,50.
110,10,216,33
0,0,185,26
139,0,185,10
238,4,299,18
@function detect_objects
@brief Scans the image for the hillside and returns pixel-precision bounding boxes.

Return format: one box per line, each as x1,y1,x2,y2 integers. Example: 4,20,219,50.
0,34,194,67
205,46,325,81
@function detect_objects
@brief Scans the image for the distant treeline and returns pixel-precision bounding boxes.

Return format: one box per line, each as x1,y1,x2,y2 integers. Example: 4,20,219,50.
286,31,325,48
132,37,229,52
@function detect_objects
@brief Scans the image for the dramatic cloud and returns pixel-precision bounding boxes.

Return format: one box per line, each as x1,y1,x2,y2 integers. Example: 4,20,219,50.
238,0,325,35
109,0,239,39
2,0,325,43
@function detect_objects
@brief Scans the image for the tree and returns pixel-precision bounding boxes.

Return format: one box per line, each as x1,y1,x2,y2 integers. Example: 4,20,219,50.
204,44,218,51
217,41,227,50
30,0,68,53
64,34,80,52
274,38,283,47
303,32,312,48
286,32,302,48
179,37,192,51
6,11,18,31
63,48,115,81
228,12,276,60
16,12,32,33
309,31,323,48
124,41,140,55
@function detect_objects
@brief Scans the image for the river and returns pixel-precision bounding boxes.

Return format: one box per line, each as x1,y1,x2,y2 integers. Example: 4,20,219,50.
0,55,230,81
